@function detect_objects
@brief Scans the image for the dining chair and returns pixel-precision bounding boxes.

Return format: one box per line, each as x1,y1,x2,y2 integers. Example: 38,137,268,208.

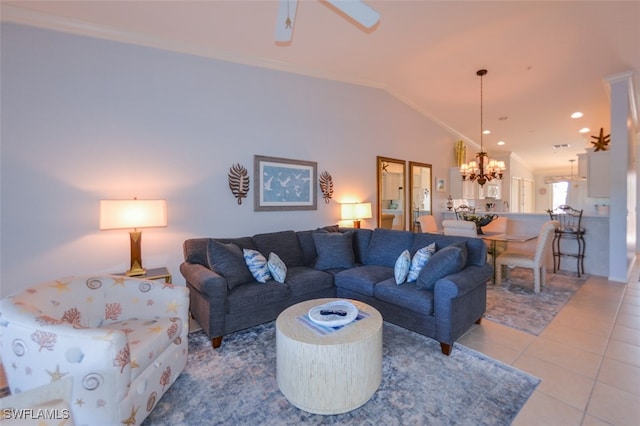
481,216,508,257
546,205,585,277
416,215,439,233
442,219,477,237
380,214,395,229
495,220,559,293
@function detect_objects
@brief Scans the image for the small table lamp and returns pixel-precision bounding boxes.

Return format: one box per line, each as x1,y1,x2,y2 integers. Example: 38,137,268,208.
341,202,372,228
100,198,167,276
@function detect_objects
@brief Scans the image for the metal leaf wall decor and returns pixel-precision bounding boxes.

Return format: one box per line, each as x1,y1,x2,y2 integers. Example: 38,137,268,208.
319,170,334,203
228,163,250,205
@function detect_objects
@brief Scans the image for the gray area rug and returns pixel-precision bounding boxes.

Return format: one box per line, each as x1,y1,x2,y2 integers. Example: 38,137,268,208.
143,321,539,425
485,267,588,335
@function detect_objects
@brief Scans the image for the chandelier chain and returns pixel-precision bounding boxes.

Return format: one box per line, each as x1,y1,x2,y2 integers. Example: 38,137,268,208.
459,68,505,187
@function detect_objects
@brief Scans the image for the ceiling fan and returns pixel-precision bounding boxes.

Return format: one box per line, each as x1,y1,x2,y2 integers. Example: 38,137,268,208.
275,0,380,43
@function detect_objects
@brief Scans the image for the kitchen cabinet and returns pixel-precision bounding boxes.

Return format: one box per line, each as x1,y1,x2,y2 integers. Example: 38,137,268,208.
587,150,610,198
382,172,403,200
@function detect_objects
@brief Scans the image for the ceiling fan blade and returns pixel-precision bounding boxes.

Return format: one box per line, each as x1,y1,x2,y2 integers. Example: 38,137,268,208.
325,0,380,29
275,0,298,43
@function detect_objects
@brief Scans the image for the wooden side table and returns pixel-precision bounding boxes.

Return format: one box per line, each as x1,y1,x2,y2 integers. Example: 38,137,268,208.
276,298,382,415
114,266,172,283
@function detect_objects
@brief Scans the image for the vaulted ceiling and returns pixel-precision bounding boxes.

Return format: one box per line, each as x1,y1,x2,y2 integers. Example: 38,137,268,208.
3,1,639,173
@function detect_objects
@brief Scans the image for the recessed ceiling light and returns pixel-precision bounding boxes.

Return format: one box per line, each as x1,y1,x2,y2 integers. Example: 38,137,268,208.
579,127,590,133
552,143,571,149
571,112,583,119
482,130,491,135
497,141,505,146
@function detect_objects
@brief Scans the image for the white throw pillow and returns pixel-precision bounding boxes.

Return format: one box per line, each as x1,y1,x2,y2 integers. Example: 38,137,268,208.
267,252,287,283
243,249,272,283
394,249,411,284
407,243,437,282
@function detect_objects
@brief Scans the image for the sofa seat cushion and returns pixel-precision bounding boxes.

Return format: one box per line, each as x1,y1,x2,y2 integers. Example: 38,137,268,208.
285,266,334,297
226,281,291,313
334,265,393,296
374,279,435,316
102,317,182,381
365,228,415,267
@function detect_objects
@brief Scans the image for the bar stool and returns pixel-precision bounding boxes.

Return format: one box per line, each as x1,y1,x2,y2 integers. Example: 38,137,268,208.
546,205,585,276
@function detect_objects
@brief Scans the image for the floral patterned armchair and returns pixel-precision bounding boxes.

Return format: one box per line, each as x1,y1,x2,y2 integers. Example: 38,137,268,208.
0,275,189,426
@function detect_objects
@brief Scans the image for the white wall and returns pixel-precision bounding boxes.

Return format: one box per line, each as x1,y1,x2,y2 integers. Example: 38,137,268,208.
0,23,457,295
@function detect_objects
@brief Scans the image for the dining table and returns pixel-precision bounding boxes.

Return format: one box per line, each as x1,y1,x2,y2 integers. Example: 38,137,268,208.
480,233,539,283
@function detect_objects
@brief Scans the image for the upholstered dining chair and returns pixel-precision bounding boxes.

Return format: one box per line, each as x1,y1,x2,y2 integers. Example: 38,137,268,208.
416,215,439,233
380,214,395,229
481,216,508,258
495,220,559,293
442,219,477,237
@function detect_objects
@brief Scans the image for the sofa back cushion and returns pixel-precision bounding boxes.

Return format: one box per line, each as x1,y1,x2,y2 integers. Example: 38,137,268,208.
312,231,356,270
206,240,254,289
253,230,305,267
296,226,340,266
364,228,415,268
350,228,373,264
296,230,319,266
184,237,255,266
183,238,211,266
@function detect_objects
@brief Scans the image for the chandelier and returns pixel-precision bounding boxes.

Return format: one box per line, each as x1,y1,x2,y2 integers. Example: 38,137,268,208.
459,69,506,187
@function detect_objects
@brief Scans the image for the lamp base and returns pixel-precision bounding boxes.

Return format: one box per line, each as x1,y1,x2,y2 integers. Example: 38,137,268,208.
127,230,146,277
352,220,361,228
125,262,147,277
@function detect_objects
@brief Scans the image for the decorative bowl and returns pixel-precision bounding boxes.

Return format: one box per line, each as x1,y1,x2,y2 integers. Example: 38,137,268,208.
308,300,358,327
460,213,498,234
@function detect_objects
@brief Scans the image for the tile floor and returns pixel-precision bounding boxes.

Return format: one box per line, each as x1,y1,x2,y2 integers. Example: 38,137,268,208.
458,266,640,426
3,266,637,424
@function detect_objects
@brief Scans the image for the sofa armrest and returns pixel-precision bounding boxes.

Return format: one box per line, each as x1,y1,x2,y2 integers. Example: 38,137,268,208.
179,262,228,298
180,262,228,339
432,263,492,344
433,264,492,300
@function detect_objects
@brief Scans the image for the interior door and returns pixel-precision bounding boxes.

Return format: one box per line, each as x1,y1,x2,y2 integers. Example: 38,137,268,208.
510,177,522,213
523,179,534,212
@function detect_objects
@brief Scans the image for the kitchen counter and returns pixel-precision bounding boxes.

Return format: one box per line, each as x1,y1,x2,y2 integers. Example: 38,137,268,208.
440,211,609,276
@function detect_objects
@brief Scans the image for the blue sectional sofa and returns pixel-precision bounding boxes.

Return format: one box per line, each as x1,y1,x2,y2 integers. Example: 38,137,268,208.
180,227,492,355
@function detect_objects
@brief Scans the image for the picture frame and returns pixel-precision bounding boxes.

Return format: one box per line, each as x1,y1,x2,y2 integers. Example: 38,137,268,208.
436,177,446,192
254,155,317,211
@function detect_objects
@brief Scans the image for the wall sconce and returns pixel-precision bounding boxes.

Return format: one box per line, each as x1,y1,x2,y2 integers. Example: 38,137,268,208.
341,202,372,228
99,198,167,276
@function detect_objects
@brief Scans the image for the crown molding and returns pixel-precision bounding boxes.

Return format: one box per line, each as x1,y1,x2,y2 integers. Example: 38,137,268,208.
1,4,385,90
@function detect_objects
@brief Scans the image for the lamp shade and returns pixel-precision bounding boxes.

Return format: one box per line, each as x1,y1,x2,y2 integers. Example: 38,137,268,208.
100,199,167,230
354,202,372,219
341,202,372,220
341,203,356,220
